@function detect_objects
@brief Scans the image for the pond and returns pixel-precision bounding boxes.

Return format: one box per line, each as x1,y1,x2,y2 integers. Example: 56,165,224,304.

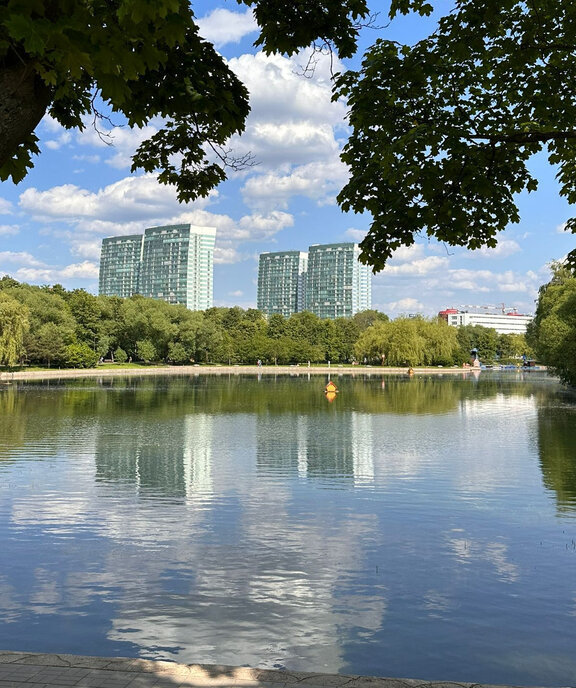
0,372,575,686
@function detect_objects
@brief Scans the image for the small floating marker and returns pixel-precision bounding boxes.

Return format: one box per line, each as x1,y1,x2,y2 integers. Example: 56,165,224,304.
324,380,338,403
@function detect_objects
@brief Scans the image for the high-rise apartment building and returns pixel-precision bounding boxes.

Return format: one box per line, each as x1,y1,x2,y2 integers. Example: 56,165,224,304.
257,251,308,317
99,234,143,299
306,243,371,319
140,224,216,311
99,224,216,311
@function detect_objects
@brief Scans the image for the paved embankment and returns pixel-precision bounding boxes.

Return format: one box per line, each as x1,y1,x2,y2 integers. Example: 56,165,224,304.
1,365,481,382
0,652,541,688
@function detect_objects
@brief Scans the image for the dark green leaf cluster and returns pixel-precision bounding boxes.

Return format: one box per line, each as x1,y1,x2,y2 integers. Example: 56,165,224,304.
335,0,576,270
0,0,368,200
239,0,369,58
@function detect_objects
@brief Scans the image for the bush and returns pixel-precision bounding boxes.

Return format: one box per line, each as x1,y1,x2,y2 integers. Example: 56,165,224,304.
64,343,98,368
115,347,128,364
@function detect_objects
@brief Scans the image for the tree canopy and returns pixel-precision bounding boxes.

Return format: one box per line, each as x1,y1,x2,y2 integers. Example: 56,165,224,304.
0,0,368,196
2,0,575,269
527,264,576,386
335,0,576,270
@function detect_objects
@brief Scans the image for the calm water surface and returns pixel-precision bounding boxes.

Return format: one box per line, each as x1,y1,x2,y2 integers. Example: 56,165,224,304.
0,372,575,686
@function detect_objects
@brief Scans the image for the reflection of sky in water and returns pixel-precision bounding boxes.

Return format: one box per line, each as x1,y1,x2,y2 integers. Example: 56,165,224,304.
0,375,576,687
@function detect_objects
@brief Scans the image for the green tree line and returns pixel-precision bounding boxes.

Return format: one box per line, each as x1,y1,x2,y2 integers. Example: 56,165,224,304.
0,276,538,370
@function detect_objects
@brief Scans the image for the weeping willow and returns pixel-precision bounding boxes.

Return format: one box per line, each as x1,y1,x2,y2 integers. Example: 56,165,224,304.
0,296,29,367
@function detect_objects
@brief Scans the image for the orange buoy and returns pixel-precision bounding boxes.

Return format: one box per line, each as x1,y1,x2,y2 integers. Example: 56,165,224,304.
325,380,338,393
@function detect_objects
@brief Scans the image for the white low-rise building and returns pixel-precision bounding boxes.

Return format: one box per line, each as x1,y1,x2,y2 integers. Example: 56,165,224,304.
439,308,532,334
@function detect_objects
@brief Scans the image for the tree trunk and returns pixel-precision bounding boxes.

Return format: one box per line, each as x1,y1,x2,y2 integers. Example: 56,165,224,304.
0,63,51,168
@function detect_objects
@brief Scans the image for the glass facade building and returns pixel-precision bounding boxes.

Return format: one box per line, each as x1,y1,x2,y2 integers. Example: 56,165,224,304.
257,251,308,317
99,224,216,311
99,234,143,299
306,243,371,319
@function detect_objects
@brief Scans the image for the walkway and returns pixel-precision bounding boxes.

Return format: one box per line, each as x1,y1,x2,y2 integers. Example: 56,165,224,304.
0,652,511,688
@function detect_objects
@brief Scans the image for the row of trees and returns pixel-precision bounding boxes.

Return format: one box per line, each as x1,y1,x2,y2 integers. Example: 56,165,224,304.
0,276,535,370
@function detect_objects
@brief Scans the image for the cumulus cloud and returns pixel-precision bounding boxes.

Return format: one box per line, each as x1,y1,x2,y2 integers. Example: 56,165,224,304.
386,298,425,314
0,251,46,267
227,51,347,169
467,239,522,259
196,8,257,47
242,158,348,210
45,131,72,150
15,261,99,283
382,256,450,276
345,228,366,242
19,175,200,222
0,198,13,215
0,225,19,236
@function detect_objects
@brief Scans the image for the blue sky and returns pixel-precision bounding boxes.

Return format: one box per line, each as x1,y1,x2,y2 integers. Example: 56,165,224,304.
0,1,574,317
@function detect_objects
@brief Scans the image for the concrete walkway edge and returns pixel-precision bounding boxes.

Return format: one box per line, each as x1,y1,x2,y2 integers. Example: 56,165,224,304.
0,652,550,688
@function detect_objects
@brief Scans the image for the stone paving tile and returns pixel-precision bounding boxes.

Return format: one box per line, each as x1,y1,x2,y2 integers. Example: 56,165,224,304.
0,651,551,688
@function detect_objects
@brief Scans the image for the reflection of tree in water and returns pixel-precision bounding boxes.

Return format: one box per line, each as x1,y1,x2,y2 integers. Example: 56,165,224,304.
0,373,556,475
538,405,576,512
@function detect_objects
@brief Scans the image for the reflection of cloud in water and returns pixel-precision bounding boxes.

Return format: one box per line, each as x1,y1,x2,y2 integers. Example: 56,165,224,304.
0,577,21,623
447,535,519,583
101,508,386,669
454,394,538,495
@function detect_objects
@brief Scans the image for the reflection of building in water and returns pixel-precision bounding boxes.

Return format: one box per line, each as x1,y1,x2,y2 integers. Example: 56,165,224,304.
256,411,374,486
95,414,213,500
183,414,213,500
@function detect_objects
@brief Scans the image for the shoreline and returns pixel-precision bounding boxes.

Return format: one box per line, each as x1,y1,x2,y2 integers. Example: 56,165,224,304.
0,650,549,688
1,363,539,382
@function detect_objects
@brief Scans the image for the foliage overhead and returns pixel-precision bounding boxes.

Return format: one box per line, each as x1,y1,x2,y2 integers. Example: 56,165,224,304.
334,0,576,271
0,0,367,199
3,0,575,271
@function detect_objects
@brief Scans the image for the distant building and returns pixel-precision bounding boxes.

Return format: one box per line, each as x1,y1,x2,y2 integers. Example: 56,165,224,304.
99,234,143,299
306,243,371,319
99,224,216,311
257,251,308,317
140,224,216,311
439,308,532,335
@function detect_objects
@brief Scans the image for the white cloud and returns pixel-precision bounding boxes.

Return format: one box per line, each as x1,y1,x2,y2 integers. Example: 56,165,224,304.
386,298,425,314
45,131,72,150
15,261,99,283
345,228,366,242
382,256,450,276
242,158,348,210
196,8,257,47
75,121,159,169
0,251,46,267
228,290,244,297
0,198,13,215
227,51,347,169
214,246,242,264
0,224,19,236
467,239,521,259
19,175,199,222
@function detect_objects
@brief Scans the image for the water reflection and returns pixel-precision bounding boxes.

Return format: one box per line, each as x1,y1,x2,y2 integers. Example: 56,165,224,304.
538,403,576,512
1,374,576,686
